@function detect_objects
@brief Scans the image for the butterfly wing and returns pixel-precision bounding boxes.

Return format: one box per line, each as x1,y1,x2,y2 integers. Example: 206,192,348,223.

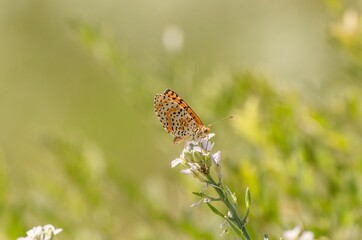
163,89,204,126
154,93,198,143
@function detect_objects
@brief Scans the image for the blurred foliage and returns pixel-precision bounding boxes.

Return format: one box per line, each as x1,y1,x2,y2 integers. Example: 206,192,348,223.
0,0,362,239
214,71,362,239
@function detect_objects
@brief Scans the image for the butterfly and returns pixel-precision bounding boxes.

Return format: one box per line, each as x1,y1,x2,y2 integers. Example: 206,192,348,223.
154,89,210,144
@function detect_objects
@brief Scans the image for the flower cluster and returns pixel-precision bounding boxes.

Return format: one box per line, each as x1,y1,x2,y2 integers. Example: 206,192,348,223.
17,224,62,240
171,133,221,181
171,133,251,239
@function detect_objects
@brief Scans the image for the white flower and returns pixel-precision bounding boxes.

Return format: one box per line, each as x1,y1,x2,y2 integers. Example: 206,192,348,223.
283,225,314,240
17,224,62,240
283,225,301,240
190,198,211,207
300,231,314,240
171,132,221,181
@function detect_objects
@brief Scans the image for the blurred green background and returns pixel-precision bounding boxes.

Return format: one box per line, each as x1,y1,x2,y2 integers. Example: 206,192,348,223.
1,0,362,239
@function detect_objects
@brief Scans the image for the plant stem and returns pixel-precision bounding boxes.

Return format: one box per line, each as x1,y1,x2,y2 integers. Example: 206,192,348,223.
206,174,251,240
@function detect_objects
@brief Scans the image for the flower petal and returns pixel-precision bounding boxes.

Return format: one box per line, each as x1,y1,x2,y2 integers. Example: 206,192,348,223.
283,225,302,240
180,169,193,175
27,226,42,237
171,158,183,168
212,151,221,166
53,228,63,235
201,137,215,151
192,146,203,153
207,133,215,139
190,199,204,207
187,162,199,171
300,231,314,240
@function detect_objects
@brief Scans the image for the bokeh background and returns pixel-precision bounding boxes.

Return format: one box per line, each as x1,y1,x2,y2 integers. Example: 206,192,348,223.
1,0,362,239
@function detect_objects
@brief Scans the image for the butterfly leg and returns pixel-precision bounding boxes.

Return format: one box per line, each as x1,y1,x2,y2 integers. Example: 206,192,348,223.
173,136,185,144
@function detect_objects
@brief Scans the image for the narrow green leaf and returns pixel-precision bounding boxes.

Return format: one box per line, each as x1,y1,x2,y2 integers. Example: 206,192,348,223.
245,187,251,209
241,187,251,225
192,192,204,197
206,202,224,218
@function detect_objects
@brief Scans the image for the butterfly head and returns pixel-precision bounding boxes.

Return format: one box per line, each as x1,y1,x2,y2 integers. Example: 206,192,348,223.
196,125,211,139
195,116,233,141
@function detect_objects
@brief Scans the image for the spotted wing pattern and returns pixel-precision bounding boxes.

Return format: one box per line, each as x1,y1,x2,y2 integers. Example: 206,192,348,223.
163,89,204,126
154,89,202,144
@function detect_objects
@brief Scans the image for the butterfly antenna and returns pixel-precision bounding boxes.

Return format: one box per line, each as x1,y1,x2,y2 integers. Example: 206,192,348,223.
208,115,233,128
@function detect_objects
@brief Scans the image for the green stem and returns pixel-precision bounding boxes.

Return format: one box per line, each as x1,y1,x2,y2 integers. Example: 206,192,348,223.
206,174,251,240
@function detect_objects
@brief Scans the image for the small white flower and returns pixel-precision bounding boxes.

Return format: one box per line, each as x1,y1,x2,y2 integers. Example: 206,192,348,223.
17,224,62,240
172,132,219,181
220,220,229,236
300,231,314,240
220,220,227,229
203,198,211,203
283,225,302,240
190,198,210,207
190,198,204,207
283,225,314,240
